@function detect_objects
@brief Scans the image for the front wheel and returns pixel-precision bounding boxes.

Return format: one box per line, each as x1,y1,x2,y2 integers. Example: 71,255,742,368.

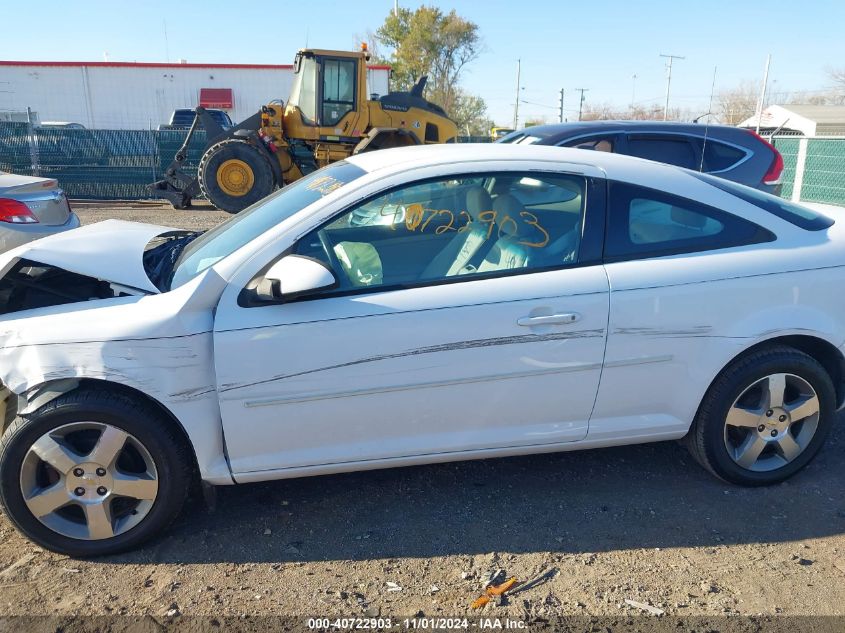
685,346,835,486
198,138,275,213
0,388,194,556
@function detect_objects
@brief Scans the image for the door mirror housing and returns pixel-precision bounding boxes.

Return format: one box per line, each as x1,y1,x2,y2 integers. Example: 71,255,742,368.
257,255,337,301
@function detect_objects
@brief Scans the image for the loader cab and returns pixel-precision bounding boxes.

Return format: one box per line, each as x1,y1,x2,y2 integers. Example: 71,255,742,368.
288,50,365,130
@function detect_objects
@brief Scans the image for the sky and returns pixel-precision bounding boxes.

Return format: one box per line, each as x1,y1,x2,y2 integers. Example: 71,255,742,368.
2,0,844,127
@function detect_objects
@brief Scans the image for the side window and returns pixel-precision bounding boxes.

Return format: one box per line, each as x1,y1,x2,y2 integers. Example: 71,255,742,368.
701,141,748,172
562,135,616,152
625,135,697,169
293,172,589,295
628,198,722,244
322,58,356,126
605,182,773,260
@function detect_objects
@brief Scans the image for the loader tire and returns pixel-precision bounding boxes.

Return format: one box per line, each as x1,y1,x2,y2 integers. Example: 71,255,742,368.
198,139,275,213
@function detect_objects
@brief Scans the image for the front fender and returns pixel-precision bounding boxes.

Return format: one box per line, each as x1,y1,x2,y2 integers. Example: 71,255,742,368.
0,269,234,483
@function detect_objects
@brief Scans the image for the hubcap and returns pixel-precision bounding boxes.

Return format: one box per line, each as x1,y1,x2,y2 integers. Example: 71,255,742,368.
216,158,254,197
20,422,158,541
723,373,820,472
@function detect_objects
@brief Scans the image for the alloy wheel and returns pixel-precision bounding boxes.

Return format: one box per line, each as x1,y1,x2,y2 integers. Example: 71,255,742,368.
723,372,820,472
19,422,158,540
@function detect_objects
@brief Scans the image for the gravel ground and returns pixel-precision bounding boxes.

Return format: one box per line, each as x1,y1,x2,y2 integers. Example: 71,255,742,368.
0,203,843,624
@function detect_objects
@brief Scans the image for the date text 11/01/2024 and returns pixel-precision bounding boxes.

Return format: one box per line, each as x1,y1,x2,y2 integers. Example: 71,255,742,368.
306,617,528,630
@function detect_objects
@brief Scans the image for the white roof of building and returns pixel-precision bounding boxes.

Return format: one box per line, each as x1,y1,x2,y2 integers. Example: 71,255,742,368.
740,104,845,135
774,105,845,124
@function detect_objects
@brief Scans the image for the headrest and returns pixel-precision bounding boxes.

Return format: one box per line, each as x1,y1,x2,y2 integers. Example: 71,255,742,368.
465,186,493,220
670,206,706,229
493,194,525,236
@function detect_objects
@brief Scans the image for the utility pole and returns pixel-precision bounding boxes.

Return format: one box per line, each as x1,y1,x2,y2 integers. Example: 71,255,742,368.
559,88,565,123
575,88,588,121
755,54,772,134
512,59,521,130
630,74,637,110
659,53,684,121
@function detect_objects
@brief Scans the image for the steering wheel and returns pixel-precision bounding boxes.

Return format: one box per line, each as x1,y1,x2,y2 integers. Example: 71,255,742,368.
317,229,350,289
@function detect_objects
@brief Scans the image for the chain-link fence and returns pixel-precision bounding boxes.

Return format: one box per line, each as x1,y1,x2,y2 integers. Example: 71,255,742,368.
772,136,845,206
1,123,842,206
0,122,209,200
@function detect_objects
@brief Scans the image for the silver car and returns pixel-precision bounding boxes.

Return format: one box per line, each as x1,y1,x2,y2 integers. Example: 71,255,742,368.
0,171,80,252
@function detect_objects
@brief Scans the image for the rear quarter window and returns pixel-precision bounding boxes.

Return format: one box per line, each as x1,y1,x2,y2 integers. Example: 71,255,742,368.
606,181,775,261
691,172,834,231
702,141,748,171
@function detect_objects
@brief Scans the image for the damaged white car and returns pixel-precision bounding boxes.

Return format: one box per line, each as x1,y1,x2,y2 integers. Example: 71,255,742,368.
0,144,842,556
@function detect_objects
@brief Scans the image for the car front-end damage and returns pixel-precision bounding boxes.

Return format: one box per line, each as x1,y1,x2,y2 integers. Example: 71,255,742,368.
0,221,234,484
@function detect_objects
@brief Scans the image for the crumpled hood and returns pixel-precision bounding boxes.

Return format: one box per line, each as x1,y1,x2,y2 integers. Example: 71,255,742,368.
0,219,183,294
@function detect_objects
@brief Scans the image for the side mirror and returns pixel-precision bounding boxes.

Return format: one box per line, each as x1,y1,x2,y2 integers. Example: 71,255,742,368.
257,255,337,301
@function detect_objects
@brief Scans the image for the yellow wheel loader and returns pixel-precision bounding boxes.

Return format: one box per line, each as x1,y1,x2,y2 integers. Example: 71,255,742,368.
150,46,458,213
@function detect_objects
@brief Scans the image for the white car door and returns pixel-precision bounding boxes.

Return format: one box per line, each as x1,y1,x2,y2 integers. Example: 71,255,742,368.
590,179,781,441
213,170,610,477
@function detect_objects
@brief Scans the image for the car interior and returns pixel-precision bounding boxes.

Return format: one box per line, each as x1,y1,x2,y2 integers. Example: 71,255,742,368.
294,173,586,291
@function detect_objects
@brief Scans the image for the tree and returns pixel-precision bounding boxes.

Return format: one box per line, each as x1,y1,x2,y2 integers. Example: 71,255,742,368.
375,6,482,115
579,102,694,122
791,68,845,105
524,115,552,128
829,67,845,94
716,80,760,125
449,90,493,136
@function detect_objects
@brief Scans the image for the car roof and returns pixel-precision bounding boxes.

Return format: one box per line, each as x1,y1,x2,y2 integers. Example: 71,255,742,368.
504,120,755,144
346,142,683,183
343,143,770,216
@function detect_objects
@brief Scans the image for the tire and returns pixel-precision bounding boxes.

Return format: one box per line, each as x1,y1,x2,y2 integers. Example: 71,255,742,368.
198,138,275,213
0,387,194,557
685,345,836,486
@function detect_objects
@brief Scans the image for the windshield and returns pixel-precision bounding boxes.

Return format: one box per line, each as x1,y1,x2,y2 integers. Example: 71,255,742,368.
169,161,367,289
497,132,543,145
288,55,318,123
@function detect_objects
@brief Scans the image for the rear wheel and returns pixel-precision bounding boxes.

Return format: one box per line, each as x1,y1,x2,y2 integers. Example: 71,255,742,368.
198,138,275,213
0,388,194,556
685,346,835,486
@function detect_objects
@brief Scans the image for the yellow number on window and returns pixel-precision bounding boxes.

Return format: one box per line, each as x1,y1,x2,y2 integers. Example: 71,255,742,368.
518,211,550,248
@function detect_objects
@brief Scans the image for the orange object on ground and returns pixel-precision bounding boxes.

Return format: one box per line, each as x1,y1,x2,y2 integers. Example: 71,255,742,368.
470,576,519,608
487,577,518,596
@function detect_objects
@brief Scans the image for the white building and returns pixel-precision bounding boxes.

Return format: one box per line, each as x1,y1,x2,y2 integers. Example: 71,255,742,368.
0,60,391,130
740,104,845,136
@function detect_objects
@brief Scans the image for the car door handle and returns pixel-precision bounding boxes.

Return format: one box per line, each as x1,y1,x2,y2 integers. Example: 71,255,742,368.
517,313,581,327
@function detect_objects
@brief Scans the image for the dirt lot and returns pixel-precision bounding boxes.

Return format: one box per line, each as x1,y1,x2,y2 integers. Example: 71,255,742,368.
0,202,843,625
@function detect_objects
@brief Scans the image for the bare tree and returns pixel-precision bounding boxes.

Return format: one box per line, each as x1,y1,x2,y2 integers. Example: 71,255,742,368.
579,102,694,122
716,80,759,125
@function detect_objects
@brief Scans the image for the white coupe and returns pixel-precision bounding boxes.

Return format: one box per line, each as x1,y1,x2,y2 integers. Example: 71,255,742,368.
0,144,841,556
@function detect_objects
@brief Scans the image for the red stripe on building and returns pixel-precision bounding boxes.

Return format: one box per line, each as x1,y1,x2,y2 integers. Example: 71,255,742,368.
0,60,391,71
